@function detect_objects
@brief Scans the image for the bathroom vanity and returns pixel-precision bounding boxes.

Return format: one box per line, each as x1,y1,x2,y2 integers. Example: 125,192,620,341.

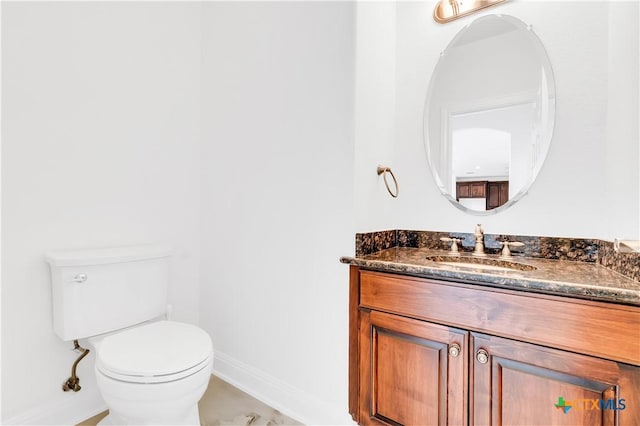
342,234,640,425
345,6,640,425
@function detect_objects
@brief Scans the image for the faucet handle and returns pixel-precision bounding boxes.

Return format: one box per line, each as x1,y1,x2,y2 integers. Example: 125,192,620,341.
500,241,525,258
440,237,461,255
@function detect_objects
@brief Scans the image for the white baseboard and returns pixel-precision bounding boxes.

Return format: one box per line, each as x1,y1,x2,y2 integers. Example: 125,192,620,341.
2,388,106,426
212,351,355,426
3,352,353,426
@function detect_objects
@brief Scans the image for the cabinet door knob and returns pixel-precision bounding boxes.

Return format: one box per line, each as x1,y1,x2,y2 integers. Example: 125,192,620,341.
476,349,489,364
448,343,461,357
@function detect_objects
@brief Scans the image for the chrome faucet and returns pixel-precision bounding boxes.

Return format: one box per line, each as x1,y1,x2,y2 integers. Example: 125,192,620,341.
472,224,487,257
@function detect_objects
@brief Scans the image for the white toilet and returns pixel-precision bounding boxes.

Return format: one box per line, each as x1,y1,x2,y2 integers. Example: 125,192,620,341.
47,245,213,425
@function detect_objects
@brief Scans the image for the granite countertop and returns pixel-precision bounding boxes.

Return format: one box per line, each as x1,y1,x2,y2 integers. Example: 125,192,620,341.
341,247,640,306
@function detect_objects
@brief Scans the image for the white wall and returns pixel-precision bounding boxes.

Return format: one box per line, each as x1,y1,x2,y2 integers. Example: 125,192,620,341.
358,0,639,240
1,3,202,423
199,2,355,424
354,2,398,231
605,1,640,241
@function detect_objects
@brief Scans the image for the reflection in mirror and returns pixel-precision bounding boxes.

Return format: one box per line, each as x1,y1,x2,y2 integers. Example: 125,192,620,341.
424,14,555,214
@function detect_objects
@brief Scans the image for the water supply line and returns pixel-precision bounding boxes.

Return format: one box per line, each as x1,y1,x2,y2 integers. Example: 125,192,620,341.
62,340,90,392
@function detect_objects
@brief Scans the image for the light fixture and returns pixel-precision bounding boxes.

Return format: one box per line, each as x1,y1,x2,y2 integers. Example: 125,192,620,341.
434,0,509,24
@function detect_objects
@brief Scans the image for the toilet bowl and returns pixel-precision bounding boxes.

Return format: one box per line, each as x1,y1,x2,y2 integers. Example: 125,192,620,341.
91,321,213,425
46,245,213,426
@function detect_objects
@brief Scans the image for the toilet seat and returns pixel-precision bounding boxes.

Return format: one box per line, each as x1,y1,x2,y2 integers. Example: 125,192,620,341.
95,320,213,384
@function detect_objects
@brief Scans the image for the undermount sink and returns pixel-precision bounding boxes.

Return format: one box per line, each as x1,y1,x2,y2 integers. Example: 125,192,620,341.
425,255,537,273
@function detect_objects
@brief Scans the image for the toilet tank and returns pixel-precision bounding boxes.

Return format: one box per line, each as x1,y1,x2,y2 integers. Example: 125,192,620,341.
46,245,171,341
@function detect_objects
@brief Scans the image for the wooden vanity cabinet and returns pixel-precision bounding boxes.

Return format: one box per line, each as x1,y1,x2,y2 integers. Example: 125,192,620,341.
349,267,640,425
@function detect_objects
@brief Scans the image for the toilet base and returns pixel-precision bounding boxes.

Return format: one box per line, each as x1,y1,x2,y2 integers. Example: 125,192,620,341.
97,405,200,426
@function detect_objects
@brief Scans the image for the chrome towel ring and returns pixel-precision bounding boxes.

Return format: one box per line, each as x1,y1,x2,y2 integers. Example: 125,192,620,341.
377,165,399,198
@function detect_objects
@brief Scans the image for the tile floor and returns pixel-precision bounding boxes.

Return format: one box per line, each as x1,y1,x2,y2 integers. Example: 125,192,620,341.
78,375,302,426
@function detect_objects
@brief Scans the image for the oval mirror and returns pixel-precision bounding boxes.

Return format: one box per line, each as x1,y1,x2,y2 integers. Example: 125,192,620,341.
424,14,555,214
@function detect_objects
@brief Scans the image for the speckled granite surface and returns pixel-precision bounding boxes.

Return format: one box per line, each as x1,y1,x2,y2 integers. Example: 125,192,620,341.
341,247,640,306
356,230,639,281
599,240,640,282
355,230,396,256
350,229,640,306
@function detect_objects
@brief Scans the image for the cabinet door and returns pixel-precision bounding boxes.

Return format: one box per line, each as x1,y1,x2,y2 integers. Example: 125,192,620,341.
486,181,509,210
472,332,640,425
470,181,486,198
499,181,508,205
457,182,470,199
358,310,468,425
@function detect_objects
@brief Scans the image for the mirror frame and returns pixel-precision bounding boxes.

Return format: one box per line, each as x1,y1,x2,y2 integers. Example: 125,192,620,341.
423,14,556,215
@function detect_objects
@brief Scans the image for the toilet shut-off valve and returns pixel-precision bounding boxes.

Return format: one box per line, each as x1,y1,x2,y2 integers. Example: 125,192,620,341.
62,340,90,392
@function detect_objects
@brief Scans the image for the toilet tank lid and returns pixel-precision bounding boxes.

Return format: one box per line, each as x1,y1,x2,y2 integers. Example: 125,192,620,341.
46,245,172,267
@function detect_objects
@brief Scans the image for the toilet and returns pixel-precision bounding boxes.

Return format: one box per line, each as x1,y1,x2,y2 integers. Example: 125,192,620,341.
46,245,213,425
